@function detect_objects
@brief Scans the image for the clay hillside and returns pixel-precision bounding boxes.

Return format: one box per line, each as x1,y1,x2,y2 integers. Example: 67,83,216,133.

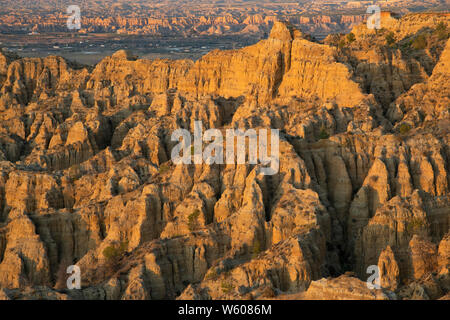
0,13,449,300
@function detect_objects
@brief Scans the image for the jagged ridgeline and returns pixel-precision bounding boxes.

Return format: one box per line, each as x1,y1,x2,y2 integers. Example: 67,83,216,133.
0,13,449,300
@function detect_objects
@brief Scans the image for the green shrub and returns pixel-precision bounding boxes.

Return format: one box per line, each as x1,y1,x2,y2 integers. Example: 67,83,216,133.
252,240,261,259
400,40,412,50
327,33,343,47
386,32,396,46
205,267,218,281
158,163,170,174
346,32,356,43
318,126,330,140
188,209,201,231
399,123,411,135
435,22,448,40
221,280,235,294
411,34,427,50
407,218,425,235
102,241,128,265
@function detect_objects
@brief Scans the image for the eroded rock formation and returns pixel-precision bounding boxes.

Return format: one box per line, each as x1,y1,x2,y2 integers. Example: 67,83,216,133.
0,14,448,300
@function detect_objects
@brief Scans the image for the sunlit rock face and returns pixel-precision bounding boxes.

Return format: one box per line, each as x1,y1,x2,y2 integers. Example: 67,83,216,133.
0,14,449,300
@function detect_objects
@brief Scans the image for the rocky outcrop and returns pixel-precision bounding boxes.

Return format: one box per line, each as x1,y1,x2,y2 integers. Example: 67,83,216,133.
354,192,430,279
0,210,51,288
179,230,327,300
0,56,88,108
378,246,400,291
0,15,448,300
85,22,368,107
86,51,193,106
388,38,450,126
409,235,438,281
282,275,392,300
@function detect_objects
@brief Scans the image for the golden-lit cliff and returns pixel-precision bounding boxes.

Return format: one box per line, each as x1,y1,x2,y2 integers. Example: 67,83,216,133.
0,13,448,300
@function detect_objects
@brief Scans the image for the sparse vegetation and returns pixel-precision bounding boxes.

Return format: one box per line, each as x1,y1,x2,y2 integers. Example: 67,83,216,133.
205,267,218,280
399,38,413,51
188,209,201,231
326,33,343,47
102,241,128,268
252,240,261,259
407,218,426,235
435,22,448,40
411,34,427,50
221,280,235,294
399,123,412,135
1,11,448,299
385,32,396,46
318,126,330,140
158,163,170,174
346,32,356,43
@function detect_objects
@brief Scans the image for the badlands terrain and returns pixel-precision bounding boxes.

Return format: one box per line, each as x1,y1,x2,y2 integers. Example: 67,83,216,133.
2,1,448,64
0,12,449,300
2,0,447,36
